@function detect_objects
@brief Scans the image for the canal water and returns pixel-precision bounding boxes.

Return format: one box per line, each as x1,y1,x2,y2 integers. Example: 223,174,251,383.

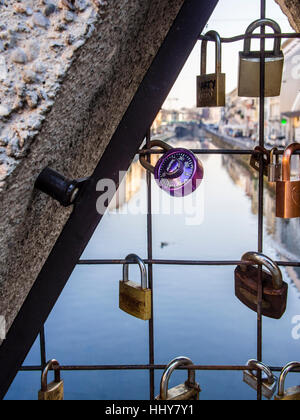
5,135,300,400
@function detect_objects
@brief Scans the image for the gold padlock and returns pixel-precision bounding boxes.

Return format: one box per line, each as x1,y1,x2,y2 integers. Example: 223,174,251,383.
119,254,151,321
197,30,225,108
276,143,300,218
238,18,284,98
275,362,300,400
38,360,64,400
155,356,201,400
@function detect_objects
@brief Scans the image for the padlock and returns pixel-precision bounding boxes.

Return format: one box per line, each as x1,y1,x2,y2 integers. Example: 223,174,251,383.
243,359,277,400
238,18,284,97
268,147,281,182
250,146,270,176
197,30,225,108
275,362,300,400
155,356,201,400
235,252,288,319
139,140,204,197
38,360,64,400
119,254,151,321
276,143,300,218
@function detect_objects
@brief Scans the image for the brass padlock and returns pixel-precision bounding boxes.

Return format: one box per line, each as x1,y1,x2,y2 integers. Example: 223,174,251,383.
275,362,300,400
197,30,225,108
238,18,284,97
250,146,270,176
276,143,300,218
155,356,201,400
119,254,151,320
235,252,288,319
268,147,281,182
38,360,64,400
243,359,277,400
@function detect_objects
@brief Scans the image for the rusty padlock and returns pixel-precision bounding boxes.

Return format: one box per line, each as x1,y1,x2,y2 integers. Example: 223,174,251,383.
155,357,201,400
197,30,225,108
38,360,64,400
238,18,284,97
250,146,270,176
235,252,288,319
276,143,300,218
119,254,151,321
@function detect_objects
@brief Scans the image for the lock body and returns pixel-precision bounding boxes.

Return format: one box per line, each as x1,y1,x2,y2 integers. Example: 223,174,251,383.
238,52,284,97
197,73,225,108
119,254,151,321
119,280,151,321
38,380,64,401
276,180,300,218
235,252,288,319
156,382,200,400
275,386,300,400
250,146,270,176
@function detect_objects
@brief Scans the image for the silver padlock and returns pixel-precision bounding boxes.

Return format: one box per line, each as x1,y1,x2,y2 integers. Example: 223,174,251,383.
155,356,201,400
243,359,277,400
238,18,284,98
268,147,281,182
275,361,300,400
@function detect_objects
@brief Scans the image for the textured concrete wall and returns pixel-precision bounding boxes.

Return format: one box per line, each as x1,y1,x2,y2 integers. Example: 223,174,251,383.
275,0,300,31
0,0,185,335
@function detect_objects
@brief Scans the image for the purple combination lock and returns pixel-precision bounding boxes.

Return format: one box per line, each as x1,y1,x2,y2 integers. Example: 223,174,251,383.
139,140,204,197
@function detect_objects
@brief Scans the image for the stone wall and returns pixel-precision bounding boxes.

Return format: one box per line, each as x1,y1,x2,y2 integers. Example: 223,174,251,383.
0,0,185,335
275,0,300,31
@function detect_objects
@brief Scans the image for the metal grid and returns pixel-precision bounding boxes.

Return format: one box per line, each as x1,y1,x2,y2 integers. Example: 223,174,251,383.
10,0,300,400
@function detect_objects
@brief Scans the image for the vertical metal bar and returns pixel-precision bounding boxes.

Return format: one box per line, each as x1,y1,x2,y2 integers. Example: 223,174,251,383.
39,327,47,369
257,0,266,401
146,129,155,399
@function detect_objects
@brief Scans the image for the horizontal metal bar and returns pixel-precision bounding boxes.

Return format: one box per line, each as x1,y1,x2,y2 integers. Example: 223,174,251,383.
139,149,300,155
199,32,300,43
19,364,300,373
77,259,300,267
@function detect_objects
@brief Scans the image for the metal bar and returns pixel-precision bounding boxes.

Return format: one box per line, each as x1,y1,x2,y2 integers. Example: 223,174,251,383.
19,364,300,373
0,0,219,400
199,32,300,43
256,0,266,401
39,327,47,370
139,149,300,155
77,259,300,267
146,129,155,399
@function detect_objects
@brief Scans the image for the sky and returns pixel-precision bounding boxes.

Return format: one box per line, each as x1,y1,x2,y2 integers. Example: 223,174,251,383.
164,0,294,110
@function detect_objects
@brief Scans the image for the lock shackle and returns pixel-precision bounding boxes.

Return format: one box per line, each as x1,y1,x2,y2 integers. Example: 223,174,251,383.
41,360,61,392
278,361,300,397
270,147,279,164
246,359,275,385
123,254,148,289
244,18,282,55
241,252,283,290
159,356,196,400
282,143,300,182
201,30,222,76
139,140,173,174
